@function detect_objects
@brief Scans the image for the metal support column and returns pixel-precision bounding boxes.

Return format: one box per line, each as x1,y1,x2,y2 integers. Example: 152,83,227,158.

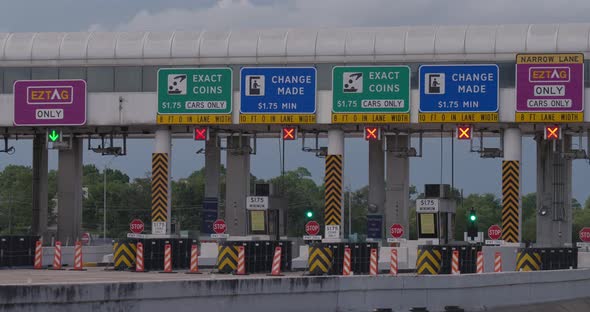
368,139,385,238
57,137,83,243
325,129,344,238
152,128,172,234
385,135,410,239
32,134,48,240
536,134,572,247
204,132,221,199
502,127,522,243
225,136,250,236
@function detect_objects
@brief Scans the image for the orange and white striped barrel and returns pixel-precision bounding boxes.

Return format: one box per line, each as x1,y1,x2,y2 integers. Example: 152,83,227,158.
476,251,484,274
73,241,84,271
163,243,172,273
34,240,43,269
390,248,398,276
189,244,199,273
494,252,502,273
52,241,62,270
342,247,352,276
369,248,378,276
451,250,460,275
135,242,144,272
270,246,282,276
236,246,246,275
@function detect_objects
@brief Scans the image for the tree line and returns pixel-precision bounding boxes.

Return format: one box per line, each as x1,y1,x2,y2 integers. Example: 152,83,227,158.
0,164,589,241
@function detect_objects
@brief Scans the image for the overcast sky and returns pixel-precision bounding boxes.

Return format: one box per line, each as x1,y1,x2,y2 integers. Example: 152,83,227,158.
1,0,590,202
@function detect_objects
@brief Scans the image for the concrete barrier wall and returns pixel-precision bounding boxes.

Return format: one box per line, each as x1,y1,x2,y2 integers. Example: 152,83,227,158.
1,269,589,312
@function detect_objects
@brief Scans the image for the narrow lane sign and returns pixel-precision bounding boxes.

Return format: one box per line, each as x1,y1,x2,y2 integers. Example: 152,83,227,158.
332,66,410,124
157,68,232,125
515,53,584,123
419,64,499,123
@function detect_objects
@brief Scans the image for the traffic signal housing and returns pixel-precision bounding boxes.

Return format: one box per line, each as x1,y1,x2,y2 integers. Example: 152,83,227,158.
282,127,297,141
457,125,472,140
364,126,381,141
544,125,561,140
194,127,209,141
467,207,478,239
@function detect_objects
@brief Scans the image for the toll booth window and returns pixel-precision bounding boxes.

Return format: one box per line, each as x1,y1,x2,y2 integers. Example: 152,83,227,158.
498,62,515,88
142,66,158,92
316,64,331,90
115,67,142,92
59,67,86,80
32,68,58,80
87,67,114,92
4,68,31,93
585,61,590,87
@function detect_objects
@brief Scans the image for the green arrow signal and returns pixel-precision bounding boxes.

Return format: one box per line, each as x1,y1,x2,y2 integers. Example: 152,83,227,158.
48,130,60,142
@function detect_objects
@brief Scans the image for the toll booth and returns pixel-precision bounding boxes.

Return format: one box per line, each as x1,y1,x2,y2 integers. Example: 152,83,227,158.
246,183,287,239
416,184,456,245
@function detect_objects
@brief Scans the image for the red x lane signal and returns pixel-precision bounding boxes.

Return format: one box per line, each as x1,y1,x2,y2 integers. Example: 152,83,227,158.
194,127,209,141
282,127,297,140
457,125,472,140
364,127,380,141
544,125,561,140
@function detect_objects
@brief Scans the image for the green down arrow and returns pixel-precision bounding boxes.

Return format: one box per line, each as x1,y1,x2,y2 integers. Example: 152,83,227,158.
48,130,60,142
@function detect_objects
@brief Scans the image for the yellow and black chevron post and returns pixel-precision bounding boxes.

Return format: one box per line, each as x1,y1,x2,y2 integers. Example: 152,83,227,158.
308,244,333,275
113,241,137,270
502,160,520,243
416,246,442,275
516,249,541,271
216,245,239,273
324,155,343,226
151,153,169,223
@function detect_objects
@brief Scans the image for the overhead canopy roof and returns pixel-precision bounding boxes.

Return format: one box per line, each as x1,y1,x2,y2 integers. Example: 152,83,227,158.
0,24,588,65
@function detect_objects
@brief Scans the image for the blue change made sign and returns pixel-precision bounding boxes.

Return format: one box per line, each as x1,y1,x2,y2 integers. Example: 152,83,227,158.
419,64,499,113
240,67,316,115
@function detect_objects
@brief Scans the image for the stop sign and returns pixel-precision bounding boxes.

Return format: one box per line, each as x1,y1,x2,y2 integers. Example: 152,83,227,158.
305,221,320,236
130,219,144,234
488,224,502,240
213,219,227,234
81,232,90,245
390,224,404,238
579,227,590,242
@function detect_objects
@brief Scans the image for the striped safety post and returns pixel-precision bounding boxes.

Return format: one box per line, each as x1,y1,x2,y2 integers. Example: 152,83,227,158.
186,244,201,274
390,248,398,276
451,250,460,275
494,252,503,273
135,242,144,272
369,248,378,276
52,241,62,270
236,246,246,275
34,240,43,270
476,251,484,274
72,241,84,271
163,243,173,273
270,246,283,276
342,247,352,276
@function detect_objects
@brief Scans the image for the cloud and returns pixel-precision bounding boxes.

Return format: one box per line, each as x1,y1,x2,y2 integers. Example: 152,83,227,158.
102,0,590,32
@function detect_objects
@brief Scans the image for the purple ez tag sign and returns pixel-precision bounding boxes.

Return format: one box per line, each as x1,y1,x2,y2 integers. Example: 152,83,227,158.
13,80,87,126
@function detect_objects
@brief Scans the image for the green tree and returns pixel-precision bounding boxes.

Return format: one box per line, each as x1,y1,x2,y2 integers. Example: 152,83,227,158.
0,165,33,234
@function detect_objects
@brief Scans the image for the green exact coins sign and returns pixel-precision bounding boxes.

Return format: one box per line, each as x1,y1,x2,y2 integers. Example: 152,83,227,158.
332,66,410,113
158,68,232,115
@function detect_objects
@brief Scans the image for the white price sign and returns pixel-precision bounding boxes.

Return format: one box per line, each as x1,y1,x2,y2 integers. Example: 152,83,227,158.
246,196,269,210
416,198,440,213
152,221,166,235
325,225,340,239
